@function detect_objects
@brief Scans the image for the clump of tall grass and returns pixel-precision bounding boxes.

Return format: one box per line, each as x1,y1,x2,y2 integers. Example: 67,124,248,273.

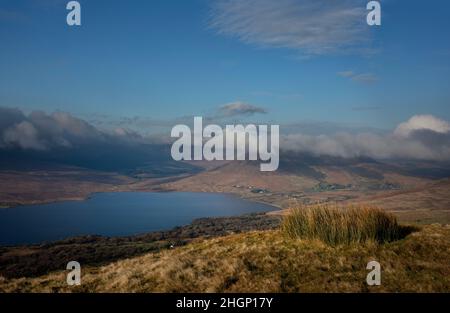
282,204,402,245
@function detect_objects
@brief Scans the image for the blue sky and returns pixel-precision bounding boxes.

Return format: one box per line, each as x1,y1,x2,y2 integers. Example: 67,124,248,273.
1,0,449,131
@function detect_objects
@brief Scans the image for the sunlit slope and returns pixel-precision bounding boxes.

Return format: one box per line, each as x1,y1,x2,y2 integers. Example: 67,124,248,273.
1,224,449,293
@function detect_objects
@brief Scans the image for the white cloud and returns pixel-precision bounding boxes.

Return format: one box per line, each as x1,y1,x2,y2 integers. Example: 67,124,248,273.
0,108,148,150
209,0,371,56
394,115,450,138
3,121,46,150
3,107,449,163
281,115,450,161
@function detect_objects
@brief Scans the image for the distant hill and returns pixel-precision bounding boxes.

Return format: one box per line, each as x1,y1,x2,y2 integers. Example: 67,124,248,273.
162,151,450,205
2,148,450,218
0,144,201,177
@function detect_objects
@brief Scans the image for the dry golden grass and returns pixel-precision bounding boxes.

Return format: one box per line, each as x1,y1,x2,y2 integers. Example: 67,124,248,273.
281,204,404,245
1,224,449,293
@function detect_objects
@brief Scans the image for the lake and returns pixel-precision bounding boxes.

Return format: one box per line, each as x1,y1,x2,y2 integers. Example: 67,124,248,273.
0,192,276,246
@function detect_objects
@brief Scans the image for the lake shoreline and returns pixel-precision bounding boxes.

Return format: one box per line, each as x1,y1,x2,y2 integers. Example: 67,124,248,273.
0,188,283,212
0,212,281,279
0,191,280,246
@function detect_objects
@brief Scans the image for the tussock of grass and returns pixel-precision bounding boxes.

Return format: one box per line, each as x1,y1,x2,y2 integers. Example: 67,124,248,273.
1,224,449,293
282,204,404,245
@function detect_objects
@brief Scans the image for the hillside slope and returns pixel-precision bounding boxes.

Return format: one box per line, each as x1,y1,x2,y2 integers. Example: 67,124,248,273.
1,224,449,293
354,179,450,224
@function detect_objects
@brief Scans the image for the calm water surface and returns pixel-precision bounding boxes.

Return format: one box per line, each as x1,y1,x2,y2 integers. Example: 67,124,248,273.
0,192,276,246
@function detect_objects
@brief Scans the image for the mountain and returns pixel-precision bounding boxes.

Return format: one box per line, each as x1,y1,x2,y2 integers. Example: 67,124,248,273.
2,148,450,225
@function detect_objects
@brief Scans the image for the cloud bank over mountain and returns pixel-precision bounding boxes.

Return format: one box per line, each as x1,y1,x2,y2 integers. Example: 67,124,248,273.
0,107,146,151
282,115,450,161
394,115,450,137
1,107,449,162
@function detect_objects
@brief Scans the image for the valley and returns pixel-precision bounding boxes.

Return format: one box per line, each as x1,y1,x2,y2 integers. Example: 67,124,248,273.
1,153,450,293
1,155,450,226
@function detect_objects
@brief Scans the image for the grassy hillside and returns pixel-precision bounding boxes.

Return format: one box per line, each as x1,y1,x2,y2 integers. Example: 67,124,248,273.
1,223,449,293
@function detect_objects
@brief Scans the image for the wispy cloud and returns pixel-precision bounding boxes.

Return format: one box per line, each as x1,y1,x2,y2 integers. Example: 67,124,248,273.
216,101,267,118
209,0,372,56
337,71,355,78
85,102,268,133
338,70,378,84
